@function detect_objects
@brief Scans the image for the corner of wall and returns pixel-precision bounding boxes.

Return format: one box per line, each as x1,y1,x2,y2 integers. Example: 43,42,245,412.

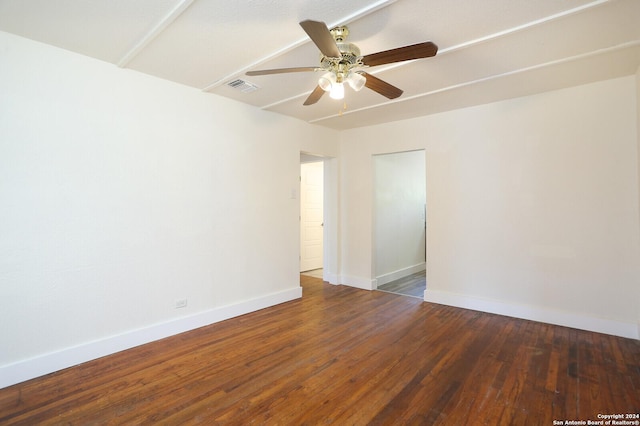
339,275,376,290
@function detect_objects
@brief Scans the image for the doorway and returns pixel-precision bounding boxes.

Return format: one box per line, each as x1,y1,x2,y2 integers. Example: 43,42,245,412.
373,150,426,298
300,158,324,275
298,153,338,285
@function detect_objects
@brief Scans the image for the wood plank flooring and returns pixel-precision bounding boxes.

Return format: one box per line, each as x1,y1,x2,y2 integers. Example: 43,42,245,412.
1,276,639,424
300,268,323,279
376,271,426,298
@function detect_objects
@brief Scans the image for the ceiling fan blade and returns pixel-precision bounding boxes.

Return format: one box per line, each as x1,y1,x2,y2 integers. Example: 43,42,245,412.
246,67,318,76
360,72,403,99
303,85,325,106
361,41,438,67
299,20,342,59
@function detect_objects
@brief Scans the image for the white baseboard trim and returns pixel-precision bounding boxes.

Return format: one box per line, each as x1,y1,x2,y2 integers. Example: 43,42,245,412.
375,263,426,287
323,271,340,285
0,286,302,390
424,288,638,340
340,274,375,290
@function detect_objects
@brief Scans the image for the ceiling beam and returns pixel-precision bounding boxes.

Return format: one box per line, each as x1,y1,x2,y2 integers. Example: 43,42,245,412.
116,0,196,68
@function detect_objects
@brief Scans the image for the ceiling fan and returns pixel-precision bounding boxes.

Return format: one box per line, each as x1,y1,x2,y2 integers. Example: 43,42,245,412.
246,20,438,106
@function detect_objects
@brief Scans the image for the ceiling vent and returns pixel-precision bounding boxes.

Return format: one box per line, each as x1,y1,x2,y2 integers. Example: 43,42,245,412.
227,79,260,93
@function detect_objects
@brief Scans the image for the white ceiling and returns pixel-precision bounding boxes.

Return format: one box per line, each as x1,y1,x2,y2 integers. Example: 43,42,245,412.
1,0,639,130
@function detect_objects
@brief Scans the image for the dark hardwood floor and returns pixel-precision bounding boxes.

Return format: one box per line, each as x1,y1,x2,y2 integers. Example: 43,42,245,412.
1,275,639,424
376,271,426,298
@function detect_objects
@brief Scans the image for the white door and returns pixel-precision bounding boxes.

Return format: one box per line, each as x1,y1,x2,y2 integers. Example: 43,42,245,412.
300,161,324,272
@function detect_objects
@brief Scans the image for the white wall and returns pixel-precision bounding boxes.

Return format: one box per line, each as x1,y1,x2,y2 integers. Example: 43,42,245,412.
373,150,426,285
0,31,338,387
339,76,640,338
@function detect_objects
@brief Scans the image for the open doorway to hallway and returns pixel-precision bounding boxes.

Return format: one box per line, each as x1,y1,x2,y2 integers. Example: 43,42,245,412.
298,152,338,285
373,150,426,299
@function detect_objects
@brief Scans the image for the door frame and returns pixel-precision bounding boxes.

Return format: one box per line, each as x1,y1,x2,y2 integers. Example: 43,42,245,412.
371,149,427,291
299,152,339,285
300,161,324,272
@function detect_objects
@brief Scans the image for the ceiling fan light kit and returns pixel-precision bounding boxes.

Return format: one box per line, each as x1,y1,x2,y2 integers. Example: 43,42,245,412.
347,72,366,92
246,20,438,106
318,71,364,100
318,72,336,91
329,82,345,100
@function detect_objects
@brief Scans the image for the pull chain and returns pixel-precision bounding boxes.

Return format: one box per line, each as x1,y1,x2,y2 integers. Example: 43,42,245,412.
338,101,347,116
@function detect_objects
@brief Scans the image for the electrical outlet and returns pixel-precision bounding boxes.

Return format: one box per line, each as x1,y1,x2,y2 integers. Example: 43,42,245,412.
175,298,188,309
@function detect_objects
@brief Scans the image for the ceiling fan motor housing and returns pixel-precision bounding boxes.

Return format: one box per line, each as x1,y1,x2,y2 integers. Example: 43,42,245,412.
320,26,363,78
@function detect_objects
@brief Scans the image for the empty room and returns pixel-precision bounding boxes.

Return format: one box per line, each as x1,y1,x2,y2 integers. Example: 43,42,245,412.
1,0,639,424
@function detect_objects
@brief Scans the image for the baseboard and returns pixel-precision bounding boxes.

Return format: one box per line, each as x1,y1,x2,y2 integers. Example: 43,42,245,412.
323,271,340,285
423,288,638,340
0,286,302,390
340,274,376,290
375,263,426,287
